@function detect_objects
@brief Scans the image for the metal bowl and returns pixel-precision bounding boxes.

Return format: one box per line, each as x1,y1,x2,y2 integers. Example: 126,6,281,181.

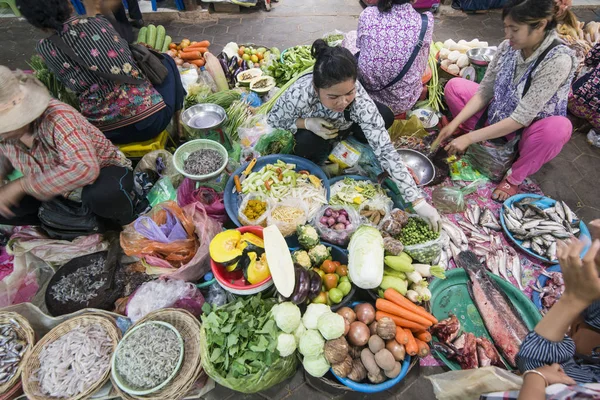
181,104,227,138
396,149,435,186
466,47,497,66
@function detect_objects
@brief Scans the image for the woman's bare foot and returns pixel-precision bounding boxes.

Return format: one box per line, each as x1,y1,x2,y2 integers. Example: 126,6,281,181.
492,178,519,202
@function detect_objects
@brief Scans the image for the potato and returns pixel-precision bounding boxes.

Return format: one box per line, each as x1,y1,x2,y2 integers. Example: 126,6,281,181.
360,348,380,375
368,335,385,354
374,349,396,371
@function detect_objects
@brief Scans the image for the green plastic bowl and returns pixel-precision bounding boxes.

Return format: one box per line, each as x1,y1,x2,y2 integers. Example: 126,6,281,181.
173,139,229,181
111,321,185,396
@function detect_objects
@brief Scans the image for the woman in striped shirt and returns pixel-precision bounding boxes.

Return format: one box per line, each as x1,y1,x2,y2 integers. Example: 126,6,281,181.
516,221,600,399
16,0,184,144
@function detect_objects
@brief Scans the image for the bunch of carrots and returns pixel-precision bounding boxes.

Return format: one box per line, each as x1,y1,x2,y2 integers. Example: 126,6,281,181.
376,288,437,358
166,39,211,68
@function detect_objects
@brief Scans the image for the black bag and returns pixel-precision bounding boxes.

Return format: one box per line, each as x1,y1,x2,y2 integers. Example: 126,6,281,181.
38,198,104,240
48,35,168,86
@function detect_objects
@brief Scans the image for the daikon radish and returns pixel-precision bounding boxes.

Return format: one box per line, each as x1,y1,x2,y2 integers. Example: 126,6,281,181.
444,39,457,49
447,64,460,75
458,39,468,46
457,54,470,68
439,48,451,60
441,59,452,69
447,51,461,63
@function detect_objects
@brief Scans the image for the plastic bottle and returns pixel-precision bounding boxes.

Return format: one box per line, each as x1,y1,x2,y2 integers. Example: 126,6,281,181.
198,67,218,93
587,129,600,148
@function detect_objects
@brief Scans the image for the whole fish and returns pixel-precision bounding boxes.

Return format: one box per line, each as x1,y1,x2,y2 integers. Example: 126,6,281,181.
555,201,566,220
498,249,509,280
457,251,530,368
486,252,499,275
458,219,480,234
473,205,482,225
562,201,574,222
509,250,524,291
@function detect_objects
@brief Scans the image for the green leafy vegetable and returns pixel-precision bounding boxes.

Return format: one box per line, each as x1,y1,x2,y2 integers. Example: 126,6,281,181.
317,312,345,340
266,45,315,86
277,333,297,357
302,354,330,377
298,329,325,358
272,302,301,334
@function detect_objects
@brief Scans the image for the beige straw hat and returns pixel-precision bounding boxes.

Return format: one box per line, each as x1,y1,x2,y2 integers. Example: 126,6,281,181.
0,66,51,134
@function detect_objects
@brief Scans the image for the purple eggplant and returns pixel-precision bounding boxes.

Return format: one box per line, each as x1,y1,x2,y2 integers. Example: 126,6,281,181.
307,270,322,300
290,265,310,305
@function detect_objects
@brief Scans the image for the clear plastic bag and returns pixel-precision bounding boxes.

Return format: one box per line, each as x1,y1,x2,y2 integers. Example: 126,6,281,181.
323,30,345,47
238,193,271,227
464,137,519,182
426,366,522,400
402,216,448,264
267,198,309,237
239,116,273,149
312,205,360,246
359,193,394,227
134,150,183,189
587,129,600,148
432,180,486,214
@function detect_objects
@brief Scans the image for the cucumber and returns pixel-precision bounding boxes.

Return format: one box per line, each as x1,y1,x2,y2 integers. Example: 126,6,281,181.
162,35,172,53
136,26,148,44
146,24,157,49
155,25,166,51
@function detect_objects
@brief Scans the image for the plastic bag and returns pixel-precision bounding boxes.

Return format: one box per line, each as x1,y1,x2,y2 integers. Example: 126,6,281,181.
426,366,522,400
120,201,198,268
267,198,309,237
134,150,183,189
329,140,362,169
126,278,205,322
403,229,448,264
253,129,294,156
177,179,227,223
587,129,600,148
323,30,345,47
179,67,200,92
146,176,177,207
198,67,218,93
0,252,54,309
238,193,271,227
359,193,394,227
313,205,360,246
432,180,486,214
388,115,428,142
239,116,273,149
464,137,519,182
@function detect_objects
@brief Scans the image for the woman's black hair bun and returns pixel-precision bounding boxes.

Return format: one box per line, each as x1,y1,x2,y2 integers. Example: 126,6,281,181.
311,39,331,60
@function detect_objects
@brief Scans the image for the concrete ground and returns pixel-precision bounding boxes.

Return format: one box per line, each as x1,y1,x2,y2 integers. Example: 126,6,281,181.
0,2,600,399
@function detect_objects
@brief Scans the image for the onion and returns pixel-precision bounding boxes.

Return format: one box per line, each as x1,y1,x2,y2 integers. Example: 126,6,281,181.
338,215,348,224
346,224,354,231
327,217,336,226
324,208,333,217
331,211,339,219
348,321,370,346
320,216,329,225
354,303,376,325
337,307,357,324
339,209,348,217
334,223,346,231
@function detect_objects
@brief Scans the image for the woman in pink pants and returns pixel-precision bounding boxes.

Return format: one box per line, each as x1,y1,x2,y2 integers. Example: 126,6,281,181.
437,0,578,201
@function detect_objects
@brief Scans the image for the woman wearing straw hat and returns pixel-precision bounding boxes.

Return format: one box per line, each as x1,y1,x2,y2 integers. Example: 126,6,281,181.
0,66,145,227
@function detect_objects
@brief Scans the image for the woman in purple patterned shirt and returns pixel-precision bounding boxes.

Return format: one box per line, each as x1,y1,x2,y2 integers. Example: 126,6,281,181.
356,0,434,115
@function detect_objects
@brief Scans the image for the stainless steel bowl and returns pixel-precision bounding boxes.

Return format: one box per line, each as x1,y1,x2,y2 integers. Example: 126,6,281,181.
466,47,497,66
396,149,435,186
181,104,227,139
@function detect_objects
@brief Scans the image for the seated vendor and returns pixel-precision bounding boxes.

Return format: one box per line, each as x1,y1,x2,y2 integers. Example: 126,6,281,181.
436,0,578,201
0,66,143,227
267,39,441,232
16,0,185,144
569,42,600,147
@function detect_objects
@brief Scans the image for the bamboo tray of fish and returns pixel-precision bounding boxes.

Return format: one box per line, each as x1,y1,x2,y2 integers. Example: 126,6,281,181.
0,312,35,397
500,194,591,263
429,252,541,371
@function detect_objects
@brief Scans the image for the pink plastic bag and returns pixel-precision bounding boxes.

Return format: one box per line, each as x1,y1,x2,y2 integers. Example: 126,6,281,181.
177,178,227,223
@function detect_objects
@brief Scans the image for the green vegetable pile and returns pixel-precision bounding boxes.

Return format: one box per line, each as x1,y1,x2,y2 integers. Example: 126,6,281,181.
267,45,315,86
397,217,440,246
184,86,241,110
199,296,297,393
329,177,386,208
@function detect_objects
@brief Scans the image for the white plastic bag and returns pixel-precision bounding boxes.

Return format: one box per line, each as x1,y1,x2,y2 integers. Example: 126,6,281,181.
238,193,271,227
312,205,360,246
358,193,394,227
238,116,273,149
268,198,309,237
426,367,522,400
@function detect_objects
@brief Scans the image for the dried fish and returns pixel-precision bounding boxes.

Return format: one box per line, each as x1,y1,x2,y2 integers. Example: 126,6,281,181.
50,257,107,304
0,320,26,385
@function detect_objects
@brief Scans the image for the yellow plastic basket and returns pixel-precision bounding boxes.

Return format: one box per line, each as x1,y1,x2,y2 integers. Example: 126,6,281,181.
118,130,169,159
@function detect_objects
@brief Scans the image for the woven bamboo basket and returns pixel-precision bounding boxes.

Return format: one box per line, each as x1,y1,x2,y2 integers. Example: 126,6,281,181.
21,314,121,400
111,308,203,400
0,312,35,397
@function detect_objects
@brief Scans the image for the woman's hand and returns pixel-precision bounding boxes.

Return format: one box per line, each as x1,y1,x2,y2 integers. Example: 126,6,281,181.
534,364,576,386
445,134,473,156
0,180,25,218
304,118,339,140
557,238,600,307
437,121,460,145
413,199,442,232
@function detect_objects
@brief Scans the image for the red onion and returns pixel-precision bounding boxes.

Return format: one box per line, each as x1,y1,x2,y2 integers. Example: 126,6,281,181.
327,217,336,226
338,215,348,224
334,223,346,231
331,211,339,219
324,208,333,217
320,216,329,225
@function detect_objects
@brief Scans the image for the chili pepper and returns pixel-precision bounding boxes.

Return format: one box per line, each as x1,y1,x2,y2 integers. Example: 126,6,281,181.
234,175,242,193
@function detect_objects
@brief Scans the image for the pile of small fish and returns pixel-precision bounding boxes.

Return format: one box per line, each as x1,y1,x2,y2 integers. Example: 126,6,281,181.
532,270,565,313
440,204,524,290
115,323,182,391
34,323,112,397
432,315,504,370
0,320,28,386
50,257,107,304
502,197,579,261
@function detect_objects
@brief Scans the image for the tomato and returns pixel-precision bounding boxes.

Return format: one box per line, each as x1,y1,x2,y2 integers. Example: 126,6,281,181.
332,261,341,267
323,273,339,290
314,268,325,280
336,264,348,277
338,281,351,296
238,46,245,56
312,292,328,304
321,260,336,274
328,288,343,304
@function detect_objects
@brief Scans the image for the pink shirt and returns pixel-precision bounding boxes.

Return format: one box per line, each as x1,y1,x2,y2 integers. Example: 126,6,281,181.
357,4,434,114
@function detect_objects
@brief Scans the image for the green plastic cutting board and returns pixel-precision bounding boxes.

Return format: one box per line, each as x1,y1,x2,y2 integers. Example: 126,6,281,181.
429,269,542,370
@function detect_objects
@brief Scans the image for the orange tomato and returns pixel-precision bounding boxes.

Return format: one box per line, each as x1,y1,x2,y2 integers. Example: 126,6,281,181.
323,274,339,291
333,261,341,267
321,260,336,274
257,52,264,60
238,46,246,56
336,264,348,277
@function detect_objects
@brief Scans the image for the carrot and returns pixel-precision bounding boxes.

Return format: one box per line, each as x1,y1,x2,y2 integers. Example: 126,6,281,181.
415,339,430,357
376,311,429,331
234,175,242,193
395,326,408,345
414,330,432,343
188,40,210,48
376,299,433,327
404,329,418,356
190,59,205,67
179,51,202,60
384,288,438,324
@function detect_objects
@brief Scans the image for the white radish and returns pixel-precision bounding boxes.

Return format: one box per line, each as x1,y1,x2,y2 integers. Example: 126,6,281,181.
457,54,470,68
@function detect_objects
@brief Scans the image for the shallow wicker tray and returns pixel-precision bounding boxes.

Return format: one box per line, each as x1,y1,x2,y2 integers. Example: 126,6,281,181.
0,312,35,397
21,314,121,400
111,309,203,400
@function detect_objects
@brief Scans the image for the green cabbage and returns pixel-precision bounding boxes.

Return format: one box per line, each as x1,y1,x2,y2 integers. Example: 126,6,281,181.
272,302,301,333
302,303,331,330
277,333,297,357
293,322,306,344
348,225,384,289
298,329,324,358
303,355,330,377
317,312,345,340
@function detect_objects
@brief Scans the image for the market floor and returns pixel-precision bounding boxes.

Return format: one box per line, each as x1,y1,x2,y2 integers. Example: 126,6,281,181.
1,3,600,399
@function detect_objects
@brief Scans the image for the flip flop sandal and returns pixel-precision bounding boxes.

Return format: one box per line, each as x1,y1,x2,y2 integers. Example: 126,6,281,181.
493,178,519,203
